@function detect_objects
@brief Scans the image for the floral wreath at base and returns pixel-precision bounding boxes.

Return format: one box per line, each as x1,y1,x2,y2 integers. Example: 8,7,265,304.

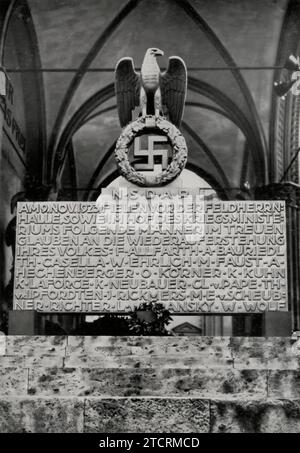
114,115,188,186
128,301,173,336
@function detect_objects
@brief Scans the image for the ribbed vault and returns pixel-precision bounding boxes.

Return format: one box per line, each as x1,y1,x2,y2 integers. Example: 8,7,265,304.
5,0,289,196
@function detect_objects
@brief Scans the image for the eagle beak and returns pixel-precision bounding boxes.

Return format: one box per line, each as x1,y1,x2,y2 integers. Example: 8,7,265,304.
155,49,164,56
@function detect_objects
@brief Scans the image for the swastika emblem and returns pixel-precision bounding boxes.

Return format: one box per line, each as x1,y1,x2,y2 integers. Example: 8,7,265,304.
133,136,168,171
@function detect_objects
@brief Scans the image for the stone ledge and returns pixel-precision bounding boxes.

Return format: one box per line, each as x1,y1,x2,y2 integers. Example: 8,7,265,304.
1,336,299,370
66,336,232,357
1,397,300,433
26,367,267,399
0,365,270,399
64,353,233,368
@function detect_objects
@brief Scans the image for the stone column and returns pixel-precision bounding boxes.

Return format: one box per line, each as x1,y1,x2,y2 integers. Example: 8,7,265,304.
0,71,6,332
255,183,299,335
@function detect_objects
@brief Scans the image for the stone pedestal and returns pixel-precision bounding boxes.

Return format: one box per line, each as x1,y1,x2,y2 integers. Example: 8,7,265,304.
256,182,300,333
264,312,292,337
8,311,41,335
0,335,300,433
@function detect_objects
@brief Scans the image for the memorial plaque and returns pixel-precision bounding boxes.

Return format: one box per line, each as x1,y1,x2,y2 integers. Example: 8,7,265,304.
13,188,288,314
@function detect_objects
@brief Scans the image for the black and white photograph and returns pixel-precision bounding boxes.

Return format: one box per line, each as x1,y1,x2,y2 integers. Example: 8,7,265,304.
0,0,299,439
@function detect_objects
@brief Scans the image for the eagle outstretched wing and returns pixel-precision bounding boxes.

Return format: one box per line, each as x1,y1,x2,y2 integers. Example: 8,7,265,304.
115,58,140,128
161,57,187,128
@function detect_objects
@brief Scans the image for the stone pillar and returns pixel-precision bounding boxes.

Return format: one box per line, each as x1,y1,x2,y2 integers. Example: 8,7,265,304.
8,310,42,334
0,70,6,332
256,183,299,334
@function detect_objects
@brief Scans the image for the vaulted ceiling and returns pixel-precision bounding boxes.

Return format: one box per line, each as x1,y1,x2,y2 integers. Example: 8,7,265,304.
8,0,290,198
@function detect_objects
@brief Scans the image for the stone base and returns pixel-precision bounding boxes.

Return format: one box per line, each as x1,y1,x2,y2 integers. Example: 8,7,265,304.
8,311,42,335
264,311,292,336
0,336,299,432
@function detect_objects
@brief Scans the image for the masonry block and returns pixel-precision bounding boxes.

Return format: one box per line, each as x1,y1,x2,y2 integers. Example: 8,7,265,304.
268,370,300,399
28,367,267,398
0,368,28,396
230,337,300,369
210,399,300,433
0,397,84,433
5,335,67,356
84,398,210,433
0,355,64,368
65,336,233,368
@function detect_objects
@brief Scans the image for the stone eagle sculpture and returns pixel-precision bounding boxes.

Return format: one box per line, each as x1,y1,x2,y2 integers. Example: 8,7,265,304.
115,48,187,128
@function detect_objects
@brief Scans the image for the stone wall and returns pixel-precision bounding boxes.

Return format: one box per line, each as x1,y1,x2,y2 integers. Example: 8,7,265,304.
0,335,299,433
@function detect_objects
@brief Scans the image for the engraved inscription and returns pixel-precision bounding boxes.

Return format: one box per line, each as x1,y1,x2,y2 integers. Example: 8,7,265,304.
13,191,288,313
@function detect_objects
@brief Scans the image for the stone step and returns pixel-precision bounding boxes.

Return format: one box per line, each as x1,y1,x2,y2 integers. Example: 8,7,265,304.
1,336,300,370
0,396,299,433
26,367,268,399
1,336,300,433
0,354,231,368
1,365,300,399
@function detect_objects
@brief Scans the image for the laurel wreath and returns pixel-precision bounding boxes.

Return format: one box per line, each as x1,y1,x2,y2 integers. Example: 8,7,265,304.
114,116,187,186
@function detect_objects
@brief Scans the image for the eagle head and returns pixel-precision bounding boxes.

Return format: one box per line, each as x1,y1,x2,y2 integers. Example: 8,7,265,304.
141,48,165,90
147,48,164,57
